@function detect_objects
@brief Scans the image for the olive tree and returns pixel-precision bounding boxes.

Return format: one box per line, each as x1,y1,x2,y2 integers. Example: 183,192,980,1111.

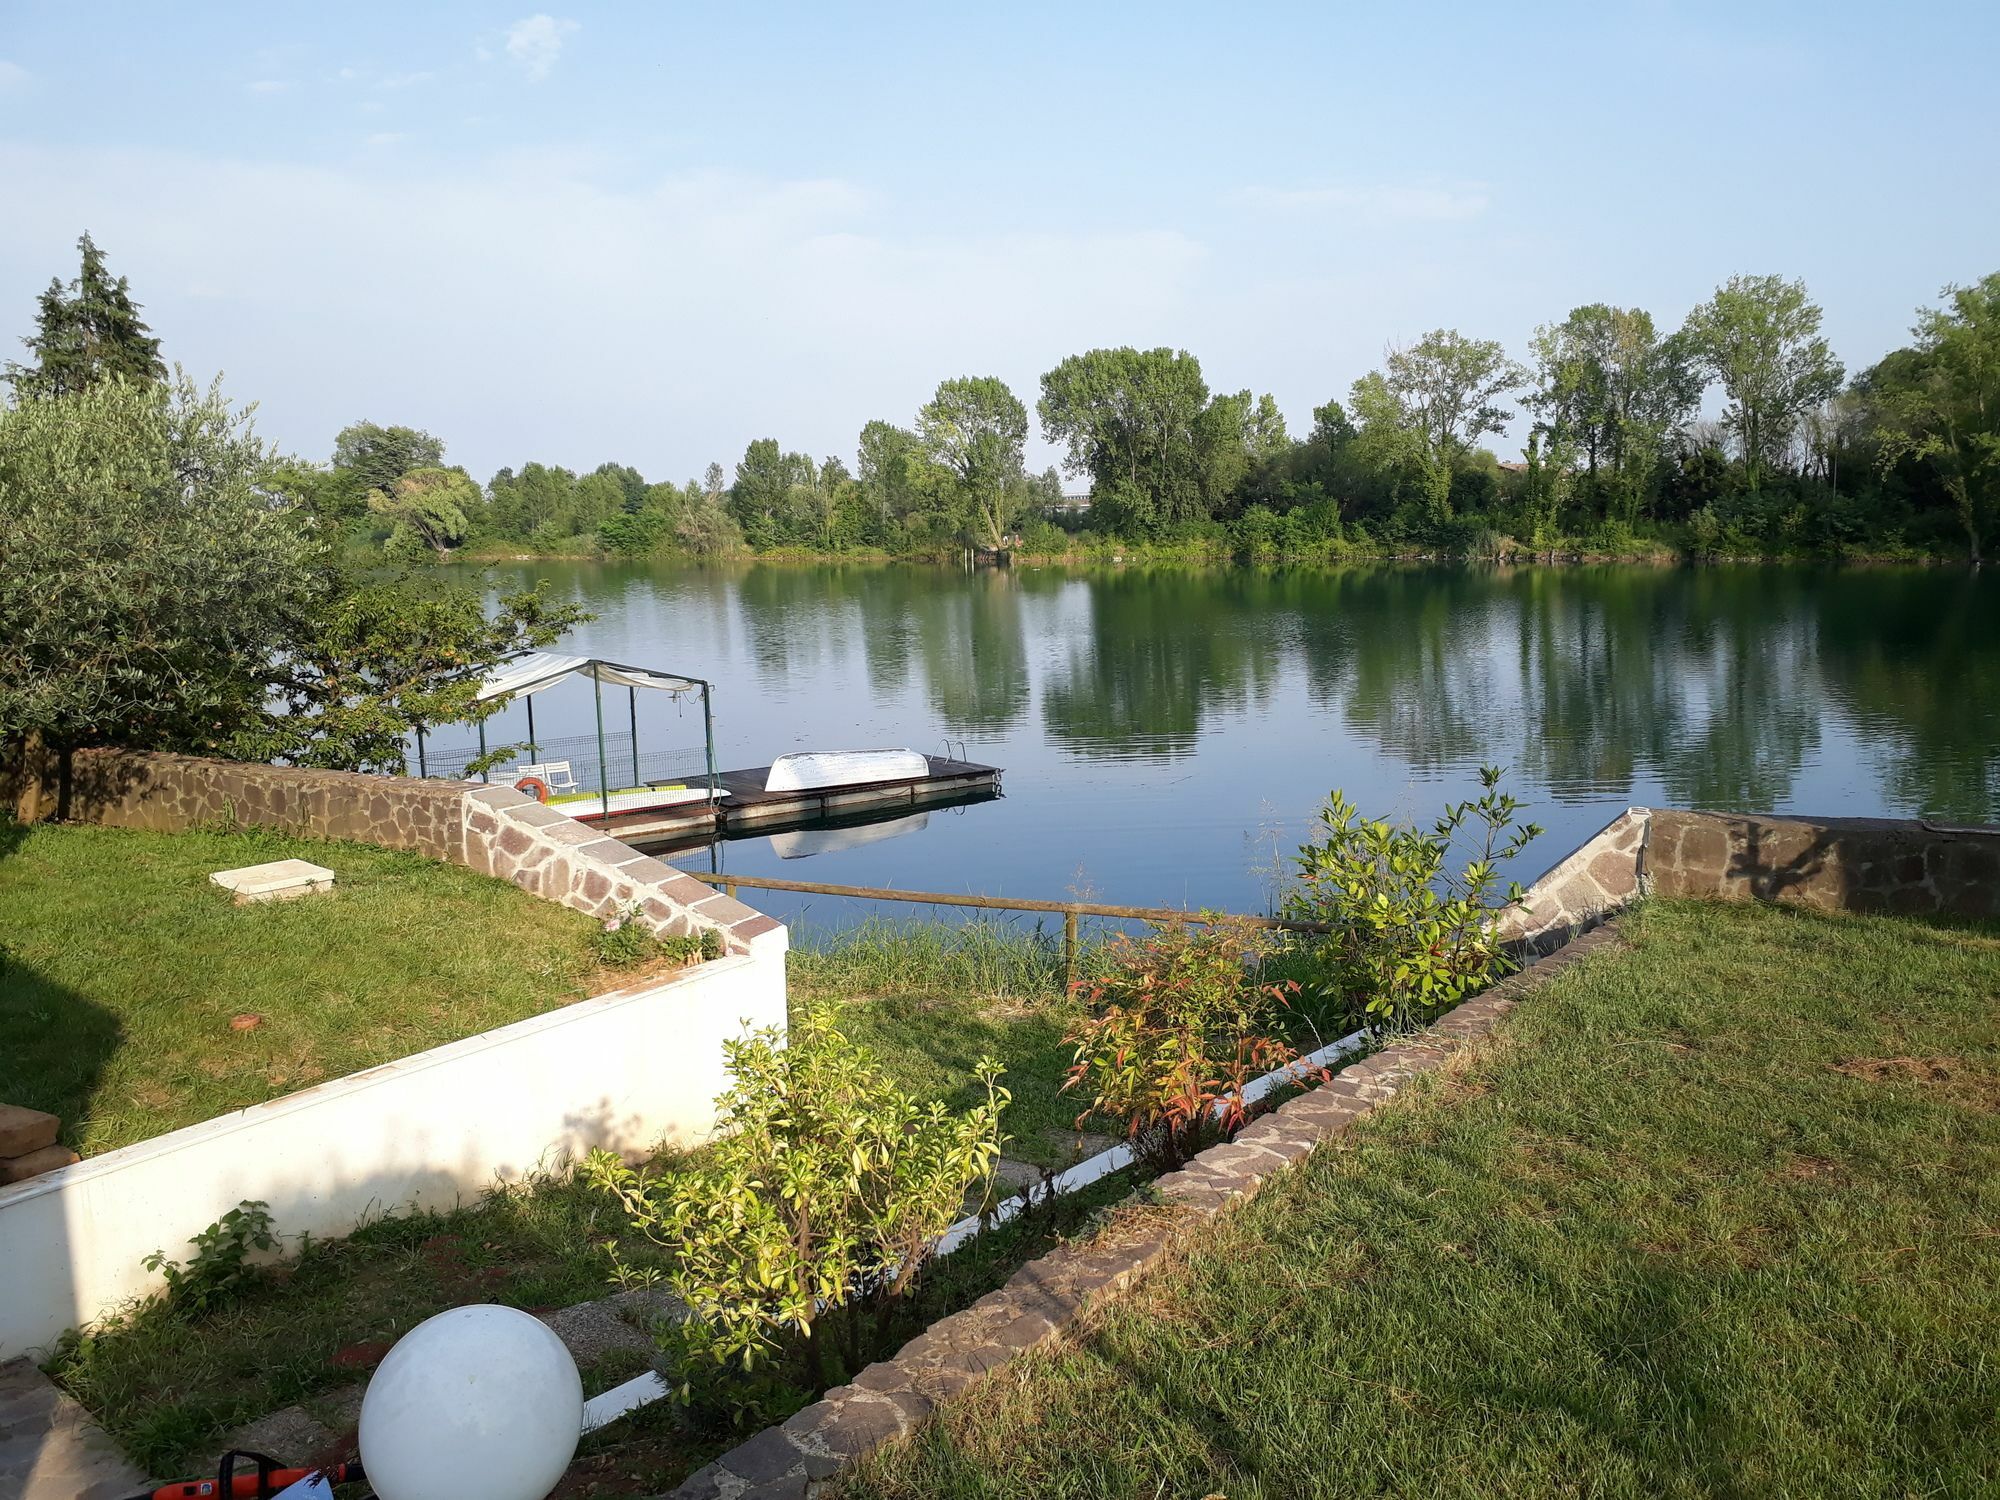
0,373,319,813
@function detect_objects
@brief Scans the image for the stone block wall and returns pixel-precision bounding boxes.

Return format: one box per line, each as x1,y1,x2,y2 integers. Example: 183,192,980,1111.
461,785,783,958
1497,808,1648,955
13,749,783,957
54,749,468,862
1650,810,2000,921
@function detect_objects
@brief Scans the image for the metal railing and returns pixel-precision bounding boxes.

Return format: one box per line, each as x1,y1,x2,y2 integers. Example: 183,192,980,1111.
686,872,1331,982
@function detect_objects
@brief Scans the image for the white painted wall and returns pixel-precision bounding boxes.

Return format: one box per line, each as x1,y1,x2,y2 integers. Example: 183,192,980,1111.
0,946,786,1359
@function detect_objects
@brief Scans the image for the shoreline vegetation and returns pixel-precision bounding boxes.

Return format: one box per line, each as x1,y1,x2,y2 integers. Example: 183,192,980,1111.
278,268,1990,574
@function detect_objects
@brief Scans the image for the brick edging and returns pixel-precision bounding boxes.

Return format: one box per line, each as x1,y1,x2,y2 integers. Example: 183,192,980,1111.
664,922,1628,1499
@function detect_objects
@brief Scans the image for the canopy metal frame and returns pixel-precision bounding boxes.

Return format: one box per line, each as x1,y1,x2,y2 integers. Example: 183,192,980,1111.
421,651,718,817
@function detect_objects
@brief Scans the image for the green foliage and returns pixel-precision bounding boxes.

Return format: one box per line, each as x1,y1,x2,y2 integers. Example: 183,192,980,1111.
918,376,1031,550
0,373,321,768
367,465,476,559
5,233,164,399
1284,766,1543,1033
1529,304,1700,523
1037,347,1250,535
1862,273,2000,561
233,576,589,774
592,904,723,967
1063,921,1309,1171
585,1002,1008,1418
142,1201,277,1316
1683,274,1845,491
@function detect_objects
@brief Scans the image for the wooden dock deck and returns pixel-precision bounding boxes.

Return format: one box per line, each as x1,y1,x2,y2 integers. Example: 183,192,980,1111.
567,755,1002,844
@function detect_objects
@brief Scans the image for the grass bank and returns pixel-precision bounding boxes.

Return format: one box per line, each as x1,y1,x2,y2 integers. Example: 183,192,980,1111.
41,912,1099,1486
0,821,637,1155
844,899,2000,1499
792,917,1098,1170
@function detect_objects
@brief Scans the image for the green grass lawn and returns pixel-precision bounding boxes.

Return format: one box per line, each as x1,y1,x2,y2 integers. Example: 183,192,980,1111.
26,883,1091,1485
842,899,2000,1500
793,918,1089,1171
0,821,633,1155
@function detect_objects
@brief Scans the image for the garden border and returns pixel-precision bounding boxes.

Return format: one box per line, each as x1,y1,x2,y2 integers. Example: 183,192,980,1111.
666,924,1630,1499
659,802,2000,1499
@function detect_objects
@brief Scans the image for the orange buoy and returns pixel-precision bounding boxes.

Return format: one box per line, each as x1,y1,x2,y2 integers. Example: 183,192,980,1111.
513,775,551,802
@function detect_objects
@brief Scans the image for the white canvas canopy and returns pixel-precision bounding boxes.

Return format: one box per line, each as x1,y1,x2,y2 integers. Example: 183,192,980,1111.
474,652,703,702
451,651,717,810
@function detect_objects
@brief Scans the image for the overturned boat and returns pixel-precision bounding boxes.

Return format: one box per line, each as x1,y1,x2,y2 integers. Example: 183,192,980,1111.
764,748,931,793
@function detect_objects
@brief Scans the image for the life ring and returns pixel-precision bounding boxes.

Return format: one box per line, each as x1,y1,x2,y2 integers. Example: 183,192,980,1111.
513,775,551,802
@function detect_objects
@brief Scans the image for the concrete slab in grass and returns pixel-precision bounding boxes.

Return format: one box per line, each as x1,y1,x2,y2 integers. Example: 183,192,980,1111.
209,858,335,904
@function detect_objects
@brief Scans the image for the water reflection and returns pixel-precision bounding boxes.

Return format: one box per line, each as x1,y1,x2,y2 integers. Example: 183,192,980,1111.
479,559,2000,912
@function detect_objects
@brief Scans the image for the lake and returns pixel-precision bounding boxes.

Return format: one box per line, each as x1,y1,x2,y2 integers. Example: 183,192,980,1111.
450,561,2000,932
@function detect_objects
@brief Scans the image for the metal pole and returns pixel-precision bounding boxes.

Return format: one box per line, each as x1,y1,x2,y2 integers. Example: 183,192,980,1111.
592,672,610,816
701,682,717,798
477,720,488,783
628,686,640,789
526,697,538,763
416,724,427,778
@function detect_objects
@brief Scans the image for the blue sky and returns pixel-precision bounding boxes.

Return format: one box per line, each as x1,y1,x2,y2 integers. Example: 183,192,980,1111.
2,1,1995,482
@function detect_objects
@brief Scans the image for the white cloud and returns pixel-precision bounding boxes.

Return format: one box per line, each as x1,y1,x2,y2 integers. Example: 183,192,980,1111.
246,79,291,95
1239,182,1491,224
502,15,579,81
0,142,1208,479
363,131,406,147
0,59,29,92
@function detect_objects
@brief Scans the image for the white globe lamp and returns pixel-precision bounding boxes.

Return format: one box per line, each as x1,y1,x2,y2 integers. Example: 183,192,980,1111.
359,1304,583,1500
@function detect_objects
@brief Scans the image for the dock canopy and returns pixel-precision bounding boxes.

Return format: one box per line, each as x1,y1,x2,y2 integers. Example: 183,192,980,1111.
475,652,706,701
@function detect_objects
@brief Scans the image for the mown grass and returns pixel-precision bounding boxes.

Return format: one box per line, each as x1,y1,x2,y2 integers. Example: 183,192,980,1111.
842,899,2000,1500
35,896,1094,1484
0,821,627,1154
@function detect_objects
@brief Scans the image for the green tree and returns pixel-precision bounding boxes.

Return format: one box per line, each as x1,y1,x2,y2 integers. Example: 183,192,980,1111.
917,376,1029,549
1350,330,1525,524
5,233,165,399
1037,347,1247,533
367,466,477,559
1862,274,2000,563
0,374,318,807
237,576,589,774
1681,275,1844,490
1529,304,1699,521
325,422,449,529
857,419,935,532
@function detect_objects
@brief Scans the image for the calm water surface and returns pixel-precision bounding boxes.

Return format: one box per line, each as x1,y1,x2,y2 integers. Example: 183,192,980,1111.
456,562,2000,930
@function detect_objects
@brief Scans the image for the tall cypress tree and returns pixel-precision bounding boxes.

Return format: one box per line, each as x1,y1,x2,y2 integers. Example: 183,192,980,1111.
6,233,166,399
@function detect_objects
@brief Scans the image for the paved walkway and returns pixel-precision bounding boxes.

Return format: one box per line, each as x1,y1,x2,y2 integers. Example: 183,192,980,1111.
0,1357,150,1500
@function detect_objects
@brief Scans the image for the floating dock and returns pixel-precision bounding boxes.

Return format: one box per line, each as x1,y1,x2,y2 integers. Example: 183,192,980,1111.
565,754,1002,845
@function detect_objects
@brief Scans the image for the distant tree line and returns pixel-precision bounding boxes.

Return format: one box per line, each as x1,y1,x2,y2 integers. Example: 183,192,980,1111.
13,234,1997,569
300,266,1995,566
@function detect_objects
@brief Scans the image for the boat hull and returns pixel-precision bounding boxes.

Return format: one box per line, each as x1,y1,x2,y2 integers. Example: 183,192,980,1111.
764,748,930,793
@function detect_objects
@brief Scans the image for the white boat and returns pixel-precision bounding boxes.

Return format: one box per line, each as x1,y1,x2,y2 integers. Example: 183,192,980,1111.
764,748,929,793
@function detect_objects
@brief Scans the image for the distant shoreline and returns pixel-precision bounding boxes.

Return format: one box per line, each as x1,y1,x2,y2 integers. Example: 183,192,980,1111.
449,542,1966,570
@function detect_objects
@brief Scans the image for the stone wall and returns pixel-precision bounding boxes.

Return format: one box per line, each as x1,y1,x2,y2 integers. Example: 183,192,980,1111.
1650,810,2000,921
1497,808,1648,955
54,749,468,862
461,785,782,958
12,749,783,958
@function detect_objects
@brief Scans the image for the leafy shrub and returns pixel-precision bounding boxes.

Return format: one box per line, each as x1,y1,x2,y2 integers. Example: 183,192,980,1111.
593,904,722,968
585,1001,1007,1422
1284,766,1542,1033
1063,920,1315,1172
142,1200,277,1315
